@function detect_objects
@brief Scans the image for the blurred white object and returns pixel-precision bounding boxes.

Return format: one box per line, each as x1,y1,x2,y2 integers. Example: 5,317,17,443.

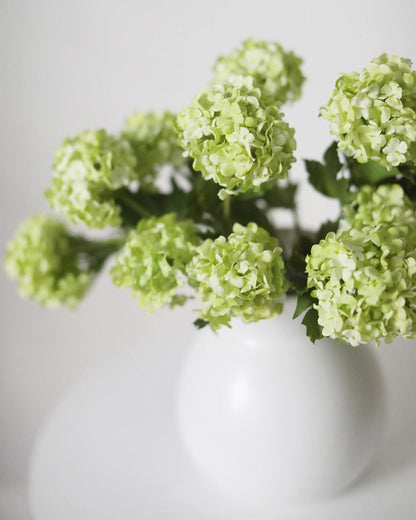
176,298,385,505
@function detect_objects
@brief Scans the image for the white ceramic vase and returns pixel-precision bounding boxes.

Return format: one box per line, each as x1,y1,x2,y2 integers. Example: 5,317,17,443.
176,298,385,506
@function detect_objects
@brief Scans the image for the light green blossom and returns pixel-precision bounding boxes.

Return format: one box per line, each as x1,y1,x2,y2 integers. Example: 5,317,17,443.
45,129,137,228
213,39,305,106
4,215,93,308
187,222,289,329
122,111,187,189
111,214,199,312
176,75,296,199
306,185,416,346
321,54,416,168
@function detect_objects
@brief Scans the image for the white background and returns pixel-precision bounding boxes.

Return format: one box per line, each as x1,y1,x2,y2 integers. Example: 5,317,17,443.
1,0,416,517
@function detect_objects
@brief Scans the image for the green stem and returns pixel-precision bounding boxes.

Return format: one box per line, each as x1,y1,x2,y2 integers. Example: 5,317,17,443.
72,237,125,254
116,191,152,218
70,235,126,273
223,195,231,222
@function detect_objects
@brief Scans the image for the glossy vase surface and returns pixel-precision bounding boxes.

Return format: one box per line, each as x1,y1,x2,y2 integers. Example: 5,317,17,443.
176,298,385,506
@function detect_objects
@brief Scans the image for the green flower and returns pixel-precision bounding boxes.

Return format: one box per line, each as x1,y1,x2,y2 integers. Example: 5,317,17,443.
122,111,187,190
321,54,416,168
213,39,305,106
111,214,199,312
5,215,93,308
187,222,289,329
176,75,296,199
306,185,416,346
45,129,137,228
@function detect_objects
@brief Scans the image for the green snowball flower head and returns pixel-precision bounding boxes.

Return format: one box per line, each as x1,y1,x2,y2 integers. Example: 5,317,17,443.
187,222,289,330
111,213,199,312
45,129,137,228
5,215,93,308
176,75,296,199
213,39,305,106
306,185,416,346
321,54,416,168
122,111,187,190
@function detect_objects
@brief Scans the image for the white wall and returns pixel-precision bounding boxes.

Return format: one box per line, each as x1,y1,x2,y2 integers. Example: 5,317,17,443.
1,0,416,486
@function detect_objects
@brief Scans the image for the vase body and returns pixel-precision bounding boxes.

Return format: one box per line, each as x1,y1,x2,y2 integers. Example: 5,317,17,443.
176,298,385,506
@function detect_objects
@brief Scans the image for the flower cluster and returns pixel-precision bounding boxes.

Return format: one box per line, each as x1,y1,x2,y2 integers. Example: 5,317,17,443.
176,75,296,199
4,215,93,308
122,111,187,190
306,185,416,346
111,214,199,312
8,40,416,347
213,39,305,106
321,54,416,168
45,129,137,228
187,222,289,329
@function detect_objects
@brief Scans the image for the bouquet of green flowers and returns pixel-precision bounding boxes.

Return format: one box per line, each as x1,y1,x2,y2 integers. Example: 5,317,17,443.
5,39,416,347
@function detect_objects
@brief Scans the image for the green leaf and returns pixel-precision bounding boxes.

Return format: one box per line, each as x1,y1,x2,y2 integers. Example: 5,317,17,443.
262,182,297,209
293,292,314,319
193,318,209,330
285,252,308,293
305,141,351,205
193,174,221,213
231,198,278,237
324,141,342,175
164,183,191,219
349,160,398,186
301,308,323,343
401,170,416,186
399,161,416,183
305,159,350,204
315,219,338,243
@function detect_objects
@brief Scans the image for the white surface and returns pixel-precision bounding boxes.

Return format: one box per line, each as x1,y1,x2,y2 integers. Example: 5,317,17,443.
177,299,384,505
1,0,416,512
30,324,416,519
